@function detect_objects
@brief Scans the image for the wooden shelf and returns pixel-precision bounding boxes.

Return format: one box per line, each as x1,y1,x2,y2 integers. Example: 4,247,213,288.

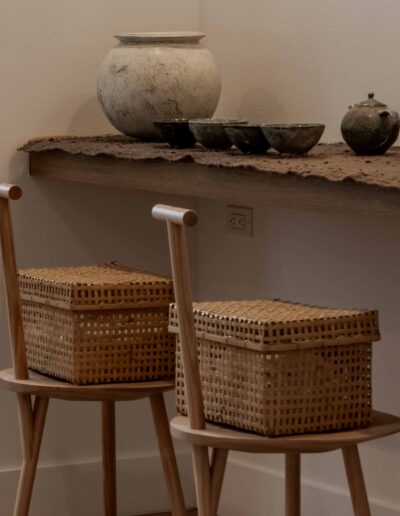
22,136,400,220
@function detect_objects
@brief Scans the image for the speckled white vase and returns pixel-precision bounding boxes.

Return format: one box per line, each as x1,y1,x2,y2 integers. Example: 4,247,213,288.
97,32,221,139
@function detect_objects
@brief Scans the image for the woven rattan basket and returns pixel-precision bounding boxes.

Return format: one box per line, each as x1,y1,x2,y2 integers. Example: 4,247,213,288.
169,299,380,436
18,264,175,385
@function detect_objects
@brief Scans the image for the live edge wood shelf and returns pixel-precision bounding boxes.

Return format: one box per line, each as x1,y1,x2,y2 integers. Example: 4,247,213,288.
21,135,400,220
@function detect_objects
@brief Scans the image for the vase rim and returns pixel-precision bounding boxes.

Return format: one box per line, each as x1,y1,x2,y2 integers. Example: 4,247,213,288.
115,32,205,43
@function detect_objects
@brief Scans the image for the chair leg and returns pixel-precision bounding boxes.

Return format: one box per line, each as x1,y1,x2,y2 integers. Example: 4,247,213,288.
192,445,212,516
149,393,187,516
13,395,49,516
285,453,301,516
210,448,228,516
342,445,372,516
102,401,117,516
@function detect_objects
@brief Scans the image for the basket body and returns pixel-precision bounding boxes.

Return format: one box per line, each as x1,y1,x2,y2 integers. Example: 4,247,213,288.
169,300,380,436
19,264,175,385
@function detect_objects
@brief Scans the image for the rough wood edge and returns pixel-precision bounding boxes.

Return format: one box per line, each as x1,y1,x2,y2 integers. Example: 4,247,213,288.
20,137,400,193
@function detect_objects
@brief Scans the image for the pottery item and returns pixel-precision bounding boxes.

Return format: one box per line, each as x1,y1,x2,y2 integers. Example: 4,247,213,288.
154,119,196,148
261,124,325,154
341,92,400,155
224,124,270,154
189,119,247,150
97,32,221,139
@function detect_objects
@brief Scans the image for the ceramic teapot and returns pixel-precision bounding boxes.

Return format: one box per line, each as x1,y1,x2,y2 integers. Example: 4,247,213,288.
341,92,400,155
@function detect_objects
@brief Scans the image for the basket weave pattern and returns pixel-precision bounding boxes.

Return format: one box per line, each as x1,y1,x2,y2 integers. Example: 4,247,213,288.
19,264,173,310
170,300,379,436
19,264,175,385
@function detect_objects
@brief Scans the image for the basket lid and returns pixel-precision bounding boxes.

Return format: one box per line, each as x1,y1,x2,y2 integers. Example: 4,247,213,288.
18,263,173,310
169,299,380,352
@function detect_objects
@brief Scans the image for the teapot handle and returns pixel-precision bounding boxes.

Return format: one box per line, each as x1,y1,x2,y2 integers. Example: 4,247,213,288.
377,110,400,151
379,110,390,118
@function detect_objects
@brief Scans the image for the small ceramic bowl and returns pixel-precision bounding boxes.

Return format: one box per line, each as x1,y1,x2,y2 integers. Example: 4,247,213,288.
224,124,270,154
189,119,247,150
261,124,325,154
153,119,196,148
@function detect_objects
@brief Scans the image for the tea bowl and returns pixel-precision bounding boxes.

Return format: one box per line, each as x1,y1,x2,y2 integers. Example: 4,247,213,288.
224,123,270,154
153,119,196,148
261,124,325,155
189,119,247,150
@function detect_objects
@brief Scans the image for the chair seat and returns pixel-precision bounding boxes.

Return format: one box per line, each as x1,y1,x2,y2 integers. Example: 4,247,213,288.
170,411,400,454
0,368,175,402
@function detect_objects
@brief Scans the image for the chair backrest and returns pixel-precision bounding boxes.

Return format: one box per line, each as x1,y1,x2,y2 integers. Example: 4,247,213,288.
152,204,206,430
0,184,28,380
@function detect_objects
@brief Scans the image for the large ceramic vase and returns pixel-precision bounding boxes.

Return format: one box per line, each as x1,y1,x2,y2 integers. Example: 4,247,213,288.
97,32,221,139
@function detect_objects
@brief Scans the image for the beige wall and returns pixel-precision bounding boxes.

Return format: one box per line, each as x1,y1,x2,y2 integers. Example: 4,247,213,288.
1,0,400,514
0,1,198,514
201,0,400,142
198,1,400,514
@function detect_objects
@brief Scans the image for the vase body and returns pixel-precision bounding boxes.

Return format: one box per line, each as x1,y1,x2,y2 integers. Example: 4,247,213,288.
97,32,221,139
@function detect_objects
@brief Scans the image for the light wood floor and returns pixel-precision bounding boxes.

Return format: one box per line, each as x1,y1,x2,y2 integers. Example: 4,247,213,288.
135,510,197,516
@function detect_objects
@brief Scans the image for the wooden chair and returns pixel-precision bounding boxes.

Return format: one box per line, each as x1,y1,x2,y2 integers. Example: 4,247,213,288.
152,203,400,516
0,184,187,516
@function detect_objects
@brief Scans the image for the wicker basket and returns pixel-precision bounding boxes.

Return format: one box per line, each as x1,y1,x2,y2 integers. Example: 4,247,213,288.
18,264,175,385
169,299,380,436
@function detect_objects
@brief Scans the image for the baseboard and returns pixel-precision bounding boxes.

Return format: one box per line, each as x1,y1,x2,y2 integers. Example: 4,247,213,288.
219,455,400,516
5,450,398,516
0,451,195,516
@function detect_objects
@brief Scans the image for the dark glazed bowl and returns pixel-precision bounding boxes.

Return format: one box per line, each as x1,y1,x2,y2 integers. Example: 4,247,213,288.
224,124,270,154
153,119,196,148
261,124,325,154
189,119,247,150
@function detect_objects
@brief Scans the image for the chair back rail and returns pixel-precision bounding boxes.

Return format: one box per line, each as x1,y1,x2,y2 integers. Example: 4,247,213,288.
152,204,205,430
0,184,28,379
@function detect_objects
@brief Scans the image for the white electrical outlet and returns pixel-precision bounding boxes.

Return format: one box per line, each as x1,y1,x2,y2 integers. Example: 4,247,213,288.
226,205,253,237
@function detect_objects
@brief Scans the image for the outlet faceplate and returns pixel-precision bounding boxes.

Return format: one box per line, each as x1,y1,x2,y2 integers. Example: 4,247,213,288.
226,205,253,237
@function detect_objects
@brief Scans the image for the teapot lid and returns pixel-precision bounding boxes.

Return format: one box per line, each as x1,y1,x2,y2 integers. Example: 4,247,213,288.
355,92,387,108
